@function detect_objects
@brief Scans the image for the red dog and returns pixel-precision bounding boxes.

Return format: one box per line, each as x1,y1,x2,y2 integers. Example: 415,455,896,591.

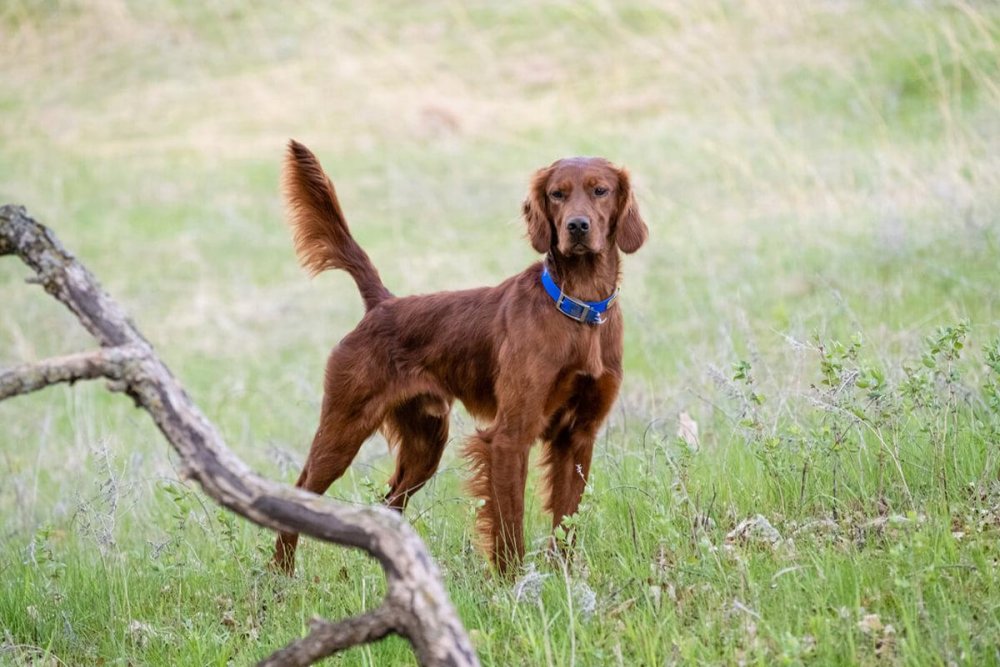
273,141,647,575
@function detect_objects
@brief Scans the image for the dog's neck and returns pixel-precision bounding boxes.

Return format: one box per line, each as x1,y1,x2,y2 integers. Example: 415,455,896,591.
545,248,621,302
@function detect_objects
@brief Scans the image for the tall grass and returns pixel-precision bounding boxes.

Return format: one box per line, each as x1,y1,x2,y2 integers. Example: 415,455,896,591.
2,1,999,664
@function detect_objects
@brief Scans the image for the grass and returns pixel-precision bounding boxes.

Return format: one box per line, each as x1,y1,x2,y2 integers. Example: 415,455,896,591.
2,0,1000,664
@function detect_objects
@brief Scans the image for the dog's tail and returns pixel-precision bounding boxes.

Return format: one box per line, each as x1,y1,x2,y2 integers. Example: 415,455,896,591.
283,140,392,311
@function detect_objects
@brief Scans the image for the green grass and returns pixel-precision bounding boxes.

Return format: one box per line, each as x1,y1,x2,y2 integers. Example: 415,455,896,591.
2,1,1000,664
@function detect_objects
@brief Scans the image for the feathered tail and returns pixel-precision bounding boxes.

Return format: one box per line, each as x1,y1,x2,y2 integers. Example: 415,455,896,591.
282,140,392,311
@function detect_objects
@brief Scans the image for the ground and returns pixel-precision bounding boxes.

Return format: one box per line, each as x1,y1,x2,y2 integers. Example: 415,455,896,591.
1,1,999,665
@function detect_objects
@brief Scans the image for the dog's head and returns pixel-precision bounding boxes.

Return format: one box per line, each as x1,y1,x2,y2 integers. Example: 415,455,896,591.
523,157,648,257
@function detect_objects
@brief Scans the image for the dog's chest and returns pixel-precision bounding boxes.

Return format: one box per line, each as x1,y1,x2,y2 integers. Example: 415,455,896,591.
570,327,605,378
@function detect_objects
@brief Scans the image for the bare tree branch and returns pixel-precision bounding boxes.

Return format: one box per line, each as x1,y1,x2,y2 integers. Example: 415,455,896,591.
258,608,397,667
0,346,144,400
0,204,478,667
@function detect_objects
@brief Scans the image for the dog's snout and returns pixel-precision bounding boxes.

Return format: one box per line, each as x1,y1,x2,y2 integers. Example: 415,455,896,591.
567,216,590,236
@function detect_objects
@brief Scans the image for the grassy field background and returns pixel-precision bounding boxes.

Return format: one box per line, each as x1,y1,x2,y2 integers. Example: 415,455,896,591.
2,1,1000,664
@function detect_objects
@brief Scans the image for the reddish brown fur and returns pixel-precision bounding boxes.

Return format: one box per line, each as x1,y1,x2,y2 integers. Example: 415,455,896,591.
272,141,647,576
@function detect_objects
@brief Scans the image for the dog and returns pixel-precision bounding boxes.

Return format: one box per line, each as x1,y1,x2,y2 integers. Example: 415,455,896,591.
272,141,647,575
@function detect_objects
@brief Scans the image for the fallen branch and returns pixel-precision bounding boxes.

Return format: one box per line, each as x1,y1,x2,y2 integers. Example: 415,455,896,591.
0,346,144,400
0,204,478,667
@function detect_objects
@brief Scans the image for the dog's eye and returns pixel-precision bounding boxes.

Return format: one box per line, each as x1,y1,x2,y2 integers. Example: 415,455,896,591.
549,190,565,201
594,186,609,197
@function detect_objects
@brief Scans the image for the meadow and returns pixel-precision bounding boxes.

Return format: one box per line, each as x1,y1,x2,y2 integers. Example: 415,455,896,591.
1,1,999,664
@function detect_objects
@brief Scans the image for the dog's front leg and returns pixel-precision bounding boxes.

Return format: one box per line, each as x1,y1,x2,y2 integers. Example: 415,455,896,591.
488,429,533,574
465,419,545,576
541,372,621,546
464,366,557,576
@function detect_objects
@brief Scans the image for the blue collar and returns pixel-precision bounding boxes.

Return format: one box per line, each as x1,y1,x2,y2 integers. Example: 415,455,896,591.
540,263,619,325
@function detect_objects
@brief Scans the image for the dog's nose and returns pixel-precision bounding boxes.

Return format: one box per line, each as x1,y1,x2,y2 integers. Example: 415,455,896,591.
567,217,590,236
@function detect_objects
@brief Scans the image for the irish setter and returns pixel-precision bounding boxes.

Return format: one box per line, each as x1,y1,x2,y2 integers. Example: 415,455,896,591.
272,141,647,575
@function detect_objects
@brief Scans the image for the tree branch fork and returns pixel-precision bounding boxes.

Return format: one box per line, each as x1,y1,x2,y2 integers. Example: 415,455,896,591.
0,204,477,667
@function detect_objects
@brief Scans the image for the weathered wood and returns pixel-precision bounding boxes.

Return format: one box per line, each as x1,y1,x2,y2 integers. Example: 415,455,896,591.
0,346,143,400
0,204,478,667
257,609,397,666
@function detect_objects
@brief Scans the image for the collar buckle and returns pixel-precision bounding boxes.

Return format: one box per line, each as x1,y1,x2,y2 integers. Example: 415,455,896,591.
541,263,619,326
555,291,593,323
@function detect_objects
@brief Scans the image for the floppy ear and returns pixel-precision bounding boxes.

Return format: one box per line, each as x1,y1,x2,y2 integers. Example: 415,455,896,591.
615,168,648,254
522,166,554,254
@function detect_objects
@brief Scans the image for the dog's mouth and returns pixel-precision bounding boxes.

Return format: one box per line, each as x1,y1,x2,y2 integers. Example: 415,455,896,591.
567,241,593,255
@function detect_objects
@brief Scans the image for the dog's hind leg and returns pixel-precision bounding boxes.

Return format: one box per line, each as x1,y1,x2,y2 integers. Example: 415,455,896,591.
271,348,391,574
271,412,383,573
383,394,452,511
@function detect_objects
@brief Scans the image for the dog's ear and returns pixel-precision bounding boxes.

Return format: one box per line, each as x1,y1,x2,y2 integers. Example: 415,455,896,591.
614,168,648,254
523,166,554,254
